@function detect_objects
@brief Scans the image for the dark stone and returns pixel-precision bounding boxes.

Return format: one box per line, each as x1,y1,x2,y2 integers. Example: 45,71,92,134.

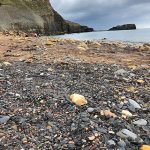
109,24,136,31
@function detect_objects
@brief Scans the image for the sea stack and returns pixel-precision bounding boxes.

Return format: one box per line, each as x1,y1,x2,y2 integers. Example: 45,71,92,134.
109,24,136,31
0,0,93,35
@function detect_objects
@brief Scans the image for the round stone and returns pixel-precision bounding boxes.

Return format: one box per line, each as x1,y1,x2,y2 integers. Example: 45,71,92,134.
87,107,94,113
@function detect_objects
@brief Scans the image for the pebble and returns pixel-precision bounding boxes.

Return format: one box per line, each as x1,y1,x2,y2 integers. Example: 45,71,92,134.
0,115,10,124
3,61,12,66
128,99,141,109
88,135,95,141
128,105,136,112
118,140,126,148
15,93,21,97
122,110,133,117
70,93,87,106
114,69,128,75
82,139,87,143
22,138,28,144
140,145,150,150
40,73,44,76
101,110,117,118
71,123,76,131
142,126,149,132
25,77,33,81
87,107,94,113
0,132,5,138
108,140,116,146
133,119,147,126
117,129,137,140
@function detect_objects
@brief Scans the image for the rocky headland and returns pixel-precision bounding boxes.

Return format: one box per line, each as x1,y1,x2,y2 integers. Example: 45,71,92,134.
0,0,93,35
109,24,136,31
0,33,150,149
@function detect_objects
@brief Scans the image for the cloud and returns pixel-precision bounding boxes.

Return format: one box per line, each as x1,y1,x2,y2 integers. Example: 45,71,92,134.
50,0,150,29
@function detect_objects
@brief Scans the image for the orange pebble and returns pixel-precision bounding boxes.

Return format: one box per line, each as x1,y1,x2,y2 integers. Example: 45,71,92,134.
140,145,150,150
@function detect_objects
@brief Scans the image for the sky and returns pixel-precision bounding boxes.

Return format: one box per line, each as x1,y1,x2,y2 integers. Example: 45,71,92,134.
51,0,150,30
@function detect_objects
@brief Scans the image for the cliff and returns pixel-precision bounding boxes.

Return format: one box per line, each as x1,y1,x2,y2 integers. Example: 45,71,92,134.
109,24,136,31
66,20,93,33
0,0,93,35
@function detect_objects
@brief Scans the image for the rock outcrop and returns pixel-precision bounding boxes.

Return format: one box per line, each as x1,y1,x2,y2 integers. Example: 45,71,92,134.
0,0,93,35
109,24,136,31
66,20,93,33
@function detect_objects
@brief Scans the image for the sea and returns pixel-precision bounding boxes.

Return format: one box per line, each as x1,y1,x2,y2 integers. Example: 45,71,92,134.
56,28,150,43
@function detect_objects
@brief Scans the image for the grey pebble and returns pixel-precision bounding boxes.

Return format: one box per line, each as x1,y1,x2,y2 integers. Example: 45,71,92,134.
117,129,137,140
0,115,10,124
108,140,116,146
118,140,126,147
128,99,141,109
87,107,94,113
133,119,147,126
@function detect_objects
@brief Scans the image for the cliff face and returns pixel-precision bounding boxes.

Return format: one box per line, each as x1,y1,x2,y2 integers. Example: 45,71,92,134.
0,0,93,35
66,20,93,33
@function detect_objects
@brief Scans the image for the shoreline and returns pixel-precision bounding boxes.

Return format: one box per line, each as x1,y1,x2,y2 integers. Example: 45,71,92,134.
55,28,150,43
0,33,149,68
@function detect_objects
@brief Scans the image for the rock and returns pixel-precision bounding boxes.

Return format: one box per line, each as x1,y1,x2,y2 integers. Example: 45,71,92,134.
40,73,44,76
0,0,93,35
70,94,87,106
71,123,76,131
88,135,95,141
89,42,101,49
109,24,136,31
122,110,133,117
66,20,93,33
133,119,147,126
3,62,12,66
118,140,126,148
87,107,94,113
0,115,10,124
140,43,150,51
137,79,145,84
45,41,55,46
77,43,88,51
114,69,128,76
25,77,33,81
117,129,137,140
47,68,53,72
126,86,137,93
107,140,116,146
142,126,149,132
128,99,141,109
143,43,150,47
129,73,136,77
22,137,28,144
140,145,150,150
15,93,21,97
100,110,117,118
0,132,5,138
128,105,136,112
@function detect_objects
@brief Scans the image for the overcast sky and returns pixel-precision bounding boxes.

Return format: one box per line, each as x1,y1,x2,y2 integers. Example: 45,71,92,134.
51,0,150,30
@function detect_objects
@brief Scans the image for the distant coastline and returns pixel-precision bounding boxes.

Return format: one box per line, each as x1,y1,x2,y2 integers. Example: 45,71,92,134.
56,28,150,43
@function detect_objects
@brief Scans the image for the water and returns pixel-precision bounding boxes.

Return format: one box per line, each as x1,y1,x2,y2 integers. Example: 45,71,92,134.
56,28,150,43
